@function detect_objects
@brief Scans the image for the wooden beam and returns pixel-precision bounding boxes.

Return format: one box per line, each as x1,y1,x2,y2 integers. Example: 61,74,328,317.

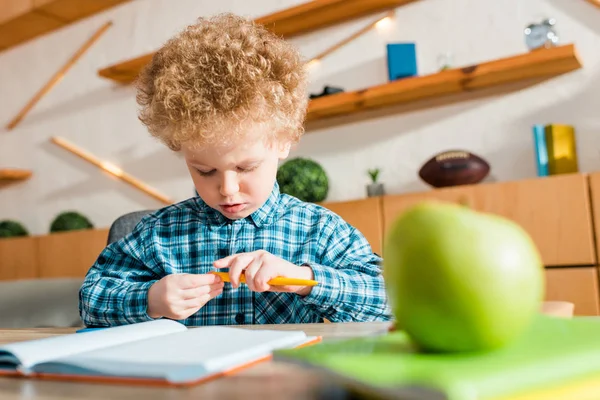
50,137,174,206
309,11,395,63
0,169,32,182
306,44,582,123
6,21,112,130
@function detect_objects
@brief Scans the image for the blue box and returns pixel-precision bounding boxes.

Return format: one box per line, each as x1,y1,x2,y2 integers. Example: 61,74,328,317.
532,124,549,177
386,43,418,81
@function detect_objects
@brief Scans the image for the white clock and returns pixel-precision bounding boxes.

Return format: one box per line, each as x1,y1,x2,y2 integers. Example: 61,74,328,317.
524,18,559,50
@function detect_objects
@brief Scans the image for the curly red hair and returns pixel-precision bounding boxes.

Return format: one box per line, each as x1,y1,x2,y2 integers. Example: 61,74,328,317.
136,13,309,151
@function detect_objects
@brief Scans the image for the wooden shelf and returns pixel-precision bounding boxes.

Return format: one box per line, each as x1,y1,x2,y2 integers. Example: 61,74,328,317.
587,0,600,8
256,0,417,38
0,0,130,52
0,169,32,182
98,0,417,83
306,44,582,123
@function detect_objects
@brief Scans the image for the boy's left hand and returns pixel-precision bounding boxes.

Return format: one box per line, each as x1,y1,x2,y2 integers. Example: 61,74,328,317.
213,250,314,296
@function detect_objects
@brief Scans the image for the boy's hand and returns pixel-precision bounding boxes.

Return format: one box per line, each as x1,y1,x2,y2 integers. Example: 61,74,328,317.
147,273,224,320
213,250,314,296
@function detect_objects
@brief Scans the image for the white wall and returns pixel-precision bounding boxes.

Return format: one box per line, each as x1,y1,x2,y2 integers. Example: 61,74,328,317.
1,0,599,235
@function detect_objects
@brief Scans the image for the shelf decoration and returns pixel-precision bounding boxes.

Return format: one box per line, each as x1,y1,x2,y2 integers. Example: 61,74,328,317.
6,21,112,131
306,44,582,123
50,137,173,205
98,0,416,83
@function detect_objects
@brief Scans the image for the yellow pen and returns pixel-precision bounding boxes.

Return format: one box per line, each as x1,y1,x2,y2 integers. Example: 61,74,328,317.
210,271,319,287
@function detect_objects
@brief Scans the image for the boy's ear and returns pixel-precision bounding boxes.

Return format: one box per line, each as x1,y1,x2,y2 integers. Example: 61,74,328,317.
277,141,292,160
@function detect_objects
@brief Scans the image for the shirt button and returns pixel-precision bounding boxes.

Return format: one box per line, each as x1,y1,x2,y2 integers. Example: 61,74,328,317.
235,313,245,324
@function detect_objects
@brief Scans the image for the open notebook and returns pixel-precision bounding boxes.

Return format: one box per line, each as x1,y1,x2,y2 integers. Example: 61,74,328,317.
0,319,319,386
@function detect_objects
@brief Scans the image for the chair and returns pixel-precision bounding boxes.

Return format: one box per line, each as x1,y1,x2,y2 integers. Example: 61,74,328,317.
107,210,155,245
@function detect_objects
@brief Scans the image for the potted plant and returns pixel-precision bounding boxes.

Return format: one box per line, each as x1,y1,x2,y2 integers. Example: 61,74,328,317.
0,220,29,238
49,211,94,233
367,168,385,197
277,158,329,203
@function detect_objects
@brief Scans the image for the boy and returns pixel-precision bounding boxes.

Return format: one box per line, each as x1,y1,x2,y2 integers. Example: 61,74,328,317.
79,13,392,326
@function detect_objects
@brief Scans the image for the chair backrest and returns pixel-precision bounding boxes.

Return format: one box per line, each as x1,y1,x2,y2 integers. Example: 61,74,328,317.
107,210,155,245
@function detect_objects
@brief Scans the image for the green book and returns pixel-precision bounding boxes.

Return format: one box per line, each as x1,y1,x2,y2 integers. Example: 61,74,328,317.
274,315,600,400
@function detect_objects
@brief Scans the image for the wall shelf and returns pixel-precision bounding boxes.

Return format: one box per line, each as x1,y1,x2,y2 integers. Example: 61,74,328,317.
586,0,600,8
97,0,417,83
305,44,582,124
0,0,129,52
0,169,32,182
256,0,417,38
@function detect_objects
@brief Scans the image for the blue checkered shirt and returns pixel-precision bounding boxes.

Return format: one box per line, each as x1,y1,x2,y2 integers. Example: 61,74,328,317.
79,183,393,326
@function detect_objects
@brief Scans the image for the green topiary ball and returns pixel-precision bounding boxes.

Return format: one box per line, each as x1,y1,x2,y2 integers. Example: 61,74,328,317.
0,220,29,238
50,211,94,233
277,158,329,203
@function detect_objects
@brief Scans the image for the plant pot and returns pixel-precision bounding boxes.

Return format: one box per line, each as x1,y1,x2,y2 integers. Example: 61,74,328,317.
366,183,385,197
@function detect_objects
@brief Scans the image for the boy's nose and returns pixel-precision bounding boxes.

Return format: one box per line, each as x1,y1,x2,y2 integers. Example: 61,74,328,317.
219,172,239,196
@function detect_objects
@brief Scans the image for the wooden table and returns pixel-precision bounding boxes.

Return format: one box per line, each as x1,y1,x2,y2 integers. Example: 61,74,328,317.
0,322,392,400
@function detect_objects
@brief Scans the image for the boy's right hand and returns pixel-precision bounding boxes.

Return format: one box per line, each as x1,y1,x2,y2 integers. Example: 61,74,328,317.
147,273,224,320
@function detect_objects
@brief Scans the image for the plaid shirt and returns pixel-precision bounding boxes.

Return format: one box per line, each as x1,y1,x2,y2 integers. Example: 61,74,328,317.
79,183,393,326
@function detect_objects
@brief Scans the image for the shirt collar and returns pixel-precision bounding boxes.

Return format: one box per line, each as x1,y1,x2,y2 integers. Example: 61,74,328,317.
249,181,281,228
194,182,281,228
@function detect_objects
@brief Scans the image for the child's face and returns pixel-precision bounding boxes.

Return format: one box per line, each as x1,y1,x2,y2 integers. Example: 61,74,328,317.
182,128,290,220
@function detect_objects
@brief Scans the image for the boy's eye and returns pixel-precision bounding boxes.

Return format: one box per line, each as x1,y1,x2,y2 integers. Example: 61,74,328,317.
196,169,215,177
237,165,258,173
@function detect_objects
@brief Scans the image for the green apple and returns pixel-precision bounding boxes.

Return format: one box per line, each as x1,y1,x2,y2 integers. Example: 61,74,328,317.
384,201,544,353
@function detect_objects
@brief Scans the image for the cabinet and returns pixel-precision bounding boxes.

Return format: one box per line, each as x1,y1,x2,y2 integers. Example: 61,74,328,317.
545,267,599,316
320,197,383,255
2,173,600,315
37,229,109,278
382,173,596,267
0,236,38,280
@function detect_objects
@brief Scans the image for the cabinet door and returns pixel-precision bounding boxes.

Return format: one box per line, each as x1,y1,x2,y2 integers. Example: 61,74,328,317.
586,172,600,260
37,229,109,278
0,237,38,280
545,267,599,316
320,197,383,255
382,174,596,266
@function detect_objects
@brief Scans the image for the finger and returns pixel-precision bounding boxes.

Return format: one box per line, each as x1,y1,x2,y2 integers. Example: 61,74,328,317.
228,255,253,288
181,282,224,299
178,273,220,289
244,256,264,292
213,254,237,268
253,261,277,293
182,286,223,309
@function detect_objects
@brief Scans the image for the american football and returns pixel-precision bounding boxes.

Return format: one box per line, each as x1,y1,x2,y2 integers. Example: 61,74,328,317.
418,150,490,188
